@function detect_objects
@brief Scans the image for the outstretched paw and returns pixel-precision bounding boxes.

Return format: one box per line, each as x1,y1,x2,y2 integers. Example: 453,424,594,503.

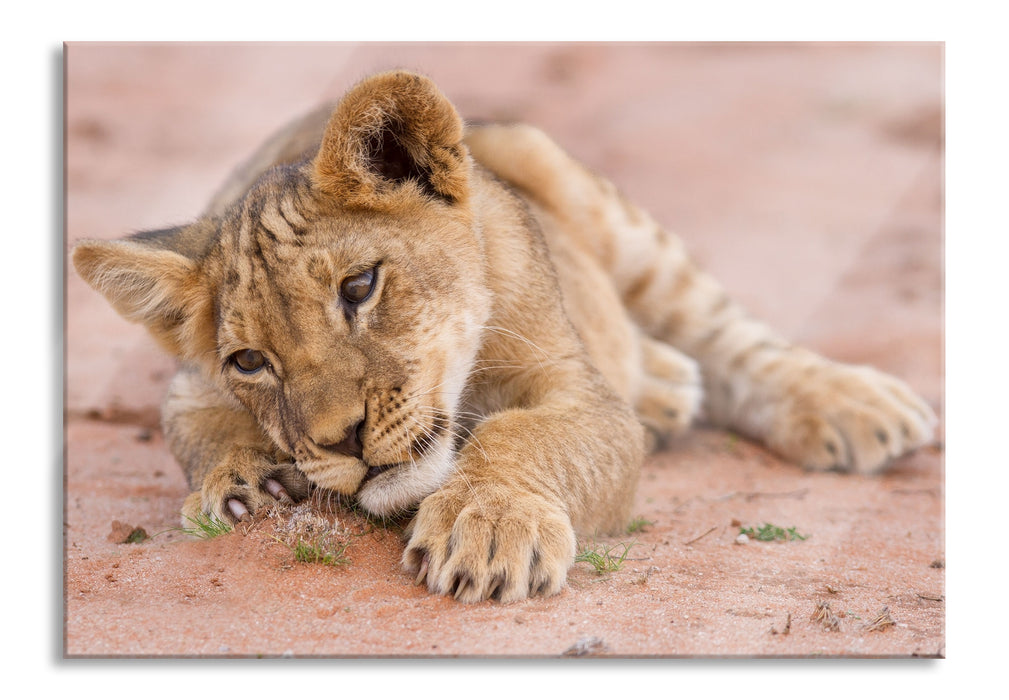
403,486,576,603
766,361,937,474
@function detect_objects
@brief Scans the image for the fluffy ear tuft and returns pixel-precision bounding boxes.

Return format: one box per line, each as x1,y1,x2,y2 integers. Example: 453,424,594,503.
72,234,215,361
312,71,469,208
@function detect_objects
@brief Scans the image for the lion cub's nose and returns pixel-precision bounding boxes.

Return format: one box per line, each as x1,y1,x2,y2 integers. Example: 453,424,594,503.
318,420,365,459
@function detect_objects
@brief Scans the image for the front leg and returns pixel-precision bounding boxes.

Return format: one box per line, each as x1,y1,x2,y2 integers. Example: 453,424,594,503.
404,475,576,603
404,376,645,603
164,367,311,525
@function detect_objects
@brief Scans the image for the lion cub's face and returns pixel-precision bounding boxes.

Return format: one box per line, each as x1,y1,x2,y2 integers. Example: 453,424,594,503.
209,170,489,514
73,71,491,515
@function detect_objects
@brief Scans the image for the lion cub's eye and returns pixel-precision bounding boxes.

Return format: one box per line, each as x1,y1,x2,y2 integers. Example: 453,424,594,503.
340,268,377,305
231,349,267,374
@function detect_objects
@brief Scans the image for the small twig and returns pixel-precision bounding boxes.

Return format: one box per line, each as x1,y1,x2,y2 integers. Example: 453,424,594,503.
917,592,944,602
889,488,939,498
716,489,809,503
684,526,717,546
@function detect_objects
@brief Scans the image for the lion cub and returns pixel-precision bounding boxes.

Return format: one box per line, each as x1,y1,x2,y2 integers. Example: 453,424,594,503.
73,71,936,603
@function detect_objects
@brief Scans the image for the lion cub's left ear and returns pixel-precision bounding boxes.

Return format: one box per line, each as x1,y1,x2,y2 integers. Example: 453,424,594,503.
312,70,469,208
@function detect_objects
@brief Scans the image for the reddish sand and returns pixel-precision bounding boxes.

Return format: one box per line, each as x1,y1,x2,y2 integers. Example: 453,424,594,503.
64,42,943,658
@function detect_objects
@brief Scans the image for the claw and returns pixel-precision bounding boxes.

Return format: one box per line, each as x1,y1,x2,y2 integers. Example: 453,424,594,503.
227,498,250,522
488,575,505,601
451,573,473,600
414,552,430,586
264,477,290,502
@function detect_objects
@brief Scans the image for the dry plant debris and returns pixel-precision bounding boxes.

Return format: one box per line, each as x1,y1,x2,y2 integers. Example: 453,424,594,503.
632,566,660,585
562,636,609,657
770,612,792,635
864,606,896,632
270,503,353,567
811,601,841,631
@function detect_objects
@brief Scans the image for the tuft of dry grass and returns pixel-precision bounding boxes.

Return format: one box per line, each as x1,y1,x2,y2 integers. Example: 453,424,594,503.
270,503,353,567
811,601,841,631
864,606,896,632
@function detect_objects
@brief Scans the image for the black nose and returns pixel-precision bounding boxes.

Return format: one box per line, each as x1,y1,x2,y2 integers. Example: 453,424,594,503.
320,420,364,459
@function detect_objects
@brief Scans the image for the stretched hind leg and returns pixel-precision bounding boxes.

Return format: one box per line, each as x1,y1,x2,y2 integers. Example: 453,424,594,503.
634,336,703,452
466,123,936,473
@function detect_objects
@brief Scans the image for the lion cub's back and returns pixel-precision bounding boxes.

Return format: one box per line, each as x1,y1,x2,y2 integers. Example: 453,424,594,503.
203,103,335,218
465,124,645,402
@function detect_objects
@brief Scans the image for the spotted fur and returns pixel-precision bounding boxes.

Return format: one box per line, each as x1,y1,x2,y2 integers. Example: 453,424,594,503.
72,71,936,603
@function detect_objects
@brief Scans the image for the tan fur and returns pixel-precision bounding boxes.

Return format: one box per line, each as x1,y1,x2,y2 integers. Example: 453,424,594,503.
72,71,936,603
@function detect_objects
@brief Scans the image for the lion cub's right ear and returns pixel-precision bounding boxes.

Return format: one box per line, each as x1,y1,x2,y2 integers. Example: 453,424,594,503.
71,225,215,361
312,70,469,209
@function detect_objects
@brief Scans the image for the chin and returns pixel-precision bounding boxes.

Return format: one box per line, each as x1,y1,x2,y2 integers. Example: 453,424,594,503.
355,441,456,516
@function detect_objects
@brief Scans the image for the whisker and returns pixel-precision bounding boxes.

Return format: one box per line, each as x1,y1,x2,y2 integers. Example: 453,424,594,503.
481,325,553,360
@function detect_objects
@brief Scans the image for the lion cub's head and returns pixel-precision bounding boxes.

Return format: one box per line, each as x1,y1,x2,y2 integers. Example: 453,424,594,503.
73,71,493,515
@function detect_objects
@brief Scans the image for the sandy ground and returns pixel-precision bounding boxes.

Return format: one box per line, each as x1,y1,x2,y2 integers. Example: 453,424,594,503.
64,42,943,658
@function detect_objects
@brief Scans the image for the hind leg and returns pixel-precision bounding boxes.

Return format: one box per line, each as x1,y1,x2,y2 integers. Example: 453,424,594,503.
467,123,936,473
633,335,703,451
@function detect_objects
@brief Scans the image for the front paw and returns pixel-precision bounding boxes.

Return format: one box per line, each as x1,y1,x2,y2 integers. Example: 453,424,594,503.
403,487,576,603
181,449,311,526
766,361,937,474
